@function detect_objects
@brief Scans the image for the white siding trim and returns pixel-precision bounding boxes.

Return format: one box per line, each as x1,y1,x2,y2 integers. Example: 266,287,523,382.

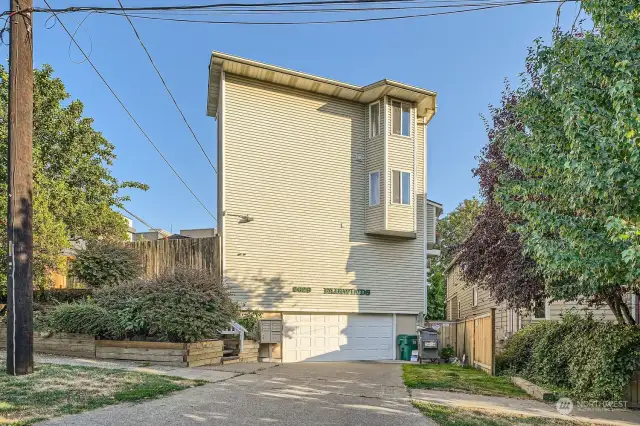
383,95,389,229
413,105,417,232
392,313,397,360
423,116,428,315
219,69,226,274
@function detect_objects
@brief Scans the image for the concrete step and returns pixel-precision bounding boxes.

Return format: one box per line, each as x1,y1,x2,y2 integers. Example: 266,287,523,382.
222,356,240,365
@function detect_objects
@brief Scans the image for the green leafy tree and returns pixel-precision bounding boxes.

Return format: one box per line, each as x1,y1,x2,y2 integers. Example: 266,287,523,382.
426,199,483,320
437,198,483,266
497,0,640,324
0,64,147,290
426,262,446,320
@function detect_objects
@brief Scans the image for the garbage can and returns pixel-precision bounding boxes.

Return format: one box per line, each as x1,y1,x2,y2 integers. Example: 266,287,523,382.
396,334,418,361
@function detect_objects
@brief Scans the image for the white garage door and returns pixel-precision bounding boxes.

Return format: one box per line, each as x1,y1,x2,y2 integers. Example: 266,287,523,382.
283,314,393,362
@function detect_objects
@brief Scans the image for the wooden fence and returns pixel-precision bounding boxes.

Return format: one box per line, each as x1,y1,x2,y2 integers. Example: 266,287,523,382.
626,371,640,409
127,236,220,279
431,309,496,375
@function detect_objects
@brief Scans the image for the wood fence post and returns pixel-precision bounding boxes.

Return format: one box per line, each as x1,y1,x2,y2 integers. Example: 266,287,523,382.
490,308,496,376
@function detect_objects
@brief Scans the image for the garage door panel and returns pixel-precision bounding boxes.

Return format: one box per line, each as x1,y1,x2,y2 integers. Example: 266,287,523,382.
283,314,393,362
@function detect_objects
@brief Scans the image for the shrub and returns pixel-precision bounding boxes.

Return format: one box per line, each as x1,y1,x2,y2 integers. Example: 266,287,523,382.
237,309,262,340
48,302,123,338
70,241,141,288
496,313,640,400
439,345,455,361
94,268,239,343
33,288,93,304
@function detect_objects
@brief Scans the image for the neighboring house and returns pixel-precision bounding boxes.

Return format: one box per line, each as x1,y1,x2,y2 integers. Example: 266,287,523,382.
445,260,639,349
133,229,171,241
207,51,437,362
180,228,217,238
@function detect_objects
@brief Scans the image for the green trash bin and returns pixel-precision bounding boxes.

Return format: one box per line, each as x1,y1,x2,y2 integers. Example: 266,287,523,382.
396,334,418,361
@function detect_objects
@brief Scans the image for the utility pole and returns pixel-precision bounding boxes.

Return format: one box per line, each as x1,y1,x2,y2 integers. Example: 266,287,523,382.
6,0,34,375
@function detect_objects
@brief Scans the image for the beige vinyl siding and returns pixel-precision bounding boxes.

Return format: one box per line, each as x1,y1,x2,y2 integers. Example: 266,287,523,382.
387,98,415,233
547,300,618,322
366,100,385,233
223,74,425,313
446,266,499,320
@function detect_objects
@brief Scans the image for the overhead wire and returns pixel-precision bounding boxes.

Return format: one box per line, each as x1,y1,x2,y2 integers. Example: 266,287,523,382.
3,0,575,17
116,0,218,175
41,0,218,223
99,0,570,25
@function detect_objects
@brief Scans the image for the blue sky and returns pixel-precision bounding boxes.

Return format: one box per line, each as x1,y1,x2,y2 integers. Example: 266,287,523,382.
4,1,580,232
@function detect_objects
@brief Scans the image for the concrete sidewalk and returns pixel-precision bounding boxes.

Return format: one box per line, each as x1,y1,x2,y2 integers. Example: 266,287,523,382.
0,350,277,382
411,388,640,426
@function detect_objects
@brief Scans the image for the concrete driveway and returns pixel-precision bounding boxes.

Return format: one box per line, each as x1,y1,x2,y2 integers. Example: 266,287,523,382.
42,362,435,425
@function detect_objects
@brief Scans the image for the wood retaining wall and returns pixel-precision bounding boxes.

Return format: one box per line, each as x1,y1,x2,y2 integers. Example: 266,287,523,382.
95,340,224,367
0,329,95,358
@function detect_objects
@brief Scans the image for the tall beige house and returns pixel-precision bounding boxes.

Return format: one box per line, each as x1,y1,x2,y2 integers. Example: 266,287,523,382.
207,52,438,362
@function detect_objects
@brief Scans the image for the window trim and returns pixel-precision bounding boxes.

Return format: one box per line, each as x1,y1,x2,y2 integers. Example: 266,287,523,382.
369,101,380,138
391,169,412,206
472,286,478,307
391,99,412,137
457,301,462,319
368,170,381,206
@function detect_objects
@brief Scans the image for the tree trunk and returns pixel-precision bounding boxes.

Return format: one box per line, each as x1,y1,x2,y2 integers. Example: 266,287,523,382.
606,295,625,324
619,297,636,326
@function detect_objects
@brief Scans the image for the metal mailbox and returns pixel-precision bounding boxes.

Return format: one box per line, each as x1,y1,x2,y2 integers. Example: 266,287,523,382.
258,319,282,344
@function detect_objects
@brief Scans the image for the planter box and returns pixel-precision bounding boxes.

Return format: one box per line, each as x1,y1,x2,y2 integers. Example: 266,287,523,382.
95,340,224,367
0,329,95,358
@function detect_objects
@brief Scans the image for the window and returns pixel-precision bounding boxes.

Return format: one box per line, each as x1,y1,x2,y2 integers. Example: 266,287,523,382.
392,100,411,137
368,171,380,206
369,102,380,138
472,286,478,307
457,301,462,319
533,301,547,320
392,170,411,205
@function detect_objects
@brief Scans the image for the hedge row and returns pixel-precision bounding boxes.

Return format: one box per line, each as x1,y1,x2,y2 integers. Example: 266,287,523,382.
48,268,239,343
496,313,640,400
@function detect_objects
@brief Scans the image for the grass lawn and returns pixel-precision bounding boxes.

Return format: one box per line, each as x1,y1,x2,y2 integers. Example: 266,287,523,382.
403,363,529,398
412,402,588,426
0,363,204,425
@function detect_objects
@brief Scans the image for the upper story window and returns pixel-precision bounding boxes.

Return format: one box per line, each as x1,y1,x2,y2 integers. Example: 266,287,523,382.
392,100,411,137
392,170,411,205
369,102,380,138
369,171,380,206
472,286,478,307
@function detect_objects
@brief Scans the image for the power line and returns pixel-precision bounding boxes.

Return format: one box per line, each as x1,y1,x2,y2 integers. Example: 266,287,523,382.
100,0,562,16
42,0,218,223
3,0,574,17
120,206,157,231
116,0,218,175
100,0,569,25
